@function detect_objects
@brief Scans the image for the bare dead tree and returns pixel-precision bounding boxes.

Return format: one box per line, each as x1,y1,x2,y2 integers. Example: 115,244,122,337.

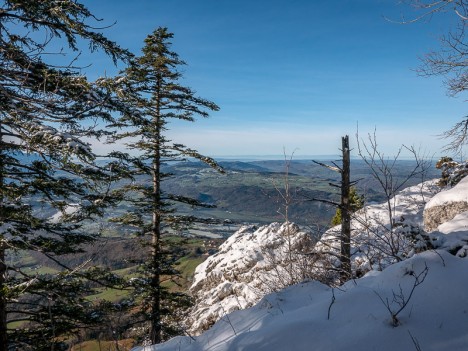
274,150,298,282
311,136,356,284
442,117,468,153
341,136,352,282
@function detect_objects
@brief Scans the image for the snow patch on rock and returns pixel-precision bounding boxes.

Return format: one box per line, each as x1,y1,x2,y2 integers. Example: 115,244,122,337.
188,222,315,335
424,176,468,231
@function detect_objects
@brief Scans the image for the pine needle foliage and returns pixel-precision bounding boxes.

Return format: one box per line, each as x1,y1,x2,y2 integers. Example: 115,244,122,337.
331,187,364,226
108,27,222,345
0,1,130,350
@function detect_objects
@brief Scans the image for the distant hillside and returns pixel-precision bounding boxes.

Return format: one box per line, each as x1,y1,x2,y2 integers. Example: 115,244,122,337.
22,157,440,235
161,159,439,227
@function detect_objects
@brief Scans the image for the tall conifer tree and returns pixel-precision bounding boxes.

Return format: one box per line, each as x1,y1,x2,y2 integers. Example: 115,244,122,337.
109,27,221,344
0,1,129,349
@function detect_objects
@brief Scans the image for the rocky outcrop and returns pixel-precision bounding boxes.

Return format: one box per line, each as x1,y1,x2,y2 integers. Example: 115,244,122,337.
424,202,468,232
187,222,315,335
424,176,468,232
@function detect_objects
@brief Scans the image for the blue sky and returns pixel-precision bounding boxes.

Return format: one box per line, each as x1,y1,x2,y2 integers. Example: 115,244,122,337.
80,0,465,158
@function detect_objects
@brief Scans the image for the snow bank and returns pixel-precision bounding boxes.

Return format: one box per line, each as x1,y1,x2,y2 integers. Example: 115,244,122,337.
187,178,468,337
133,251,468,351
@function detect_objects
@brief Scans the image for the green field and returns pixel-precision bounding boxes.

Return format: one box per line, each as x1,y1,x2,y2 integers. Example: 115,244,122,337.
70,339,136,351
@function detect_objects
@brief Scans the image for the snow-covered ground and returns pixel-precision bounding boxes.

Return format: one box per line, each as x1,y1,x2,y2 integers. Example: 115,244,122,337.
132,176,468,351
135,251,468,351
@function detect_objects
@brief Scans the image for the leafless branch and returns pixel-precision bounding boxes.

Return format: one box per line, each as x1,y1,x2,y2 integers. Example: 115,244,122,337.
374,264,429,326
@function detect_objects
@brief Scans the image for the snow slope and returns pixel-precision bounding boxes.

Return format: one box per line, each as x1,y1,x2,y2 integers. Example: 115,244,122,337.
134,251,468,351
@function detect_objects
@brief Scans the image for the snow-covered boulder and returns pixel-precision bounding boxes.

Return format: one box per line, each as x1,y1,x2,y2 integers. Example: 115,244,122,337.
424,176,468,232
187,222,315,335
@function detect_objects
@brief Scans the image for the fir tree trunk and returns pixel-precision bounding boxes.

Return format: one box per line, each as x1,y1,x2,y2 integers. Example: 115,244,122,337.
113,27,220,343
150,89,162,345
0,127,7,351
0,247,6,351
150,159,162,344
340,135,351,283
